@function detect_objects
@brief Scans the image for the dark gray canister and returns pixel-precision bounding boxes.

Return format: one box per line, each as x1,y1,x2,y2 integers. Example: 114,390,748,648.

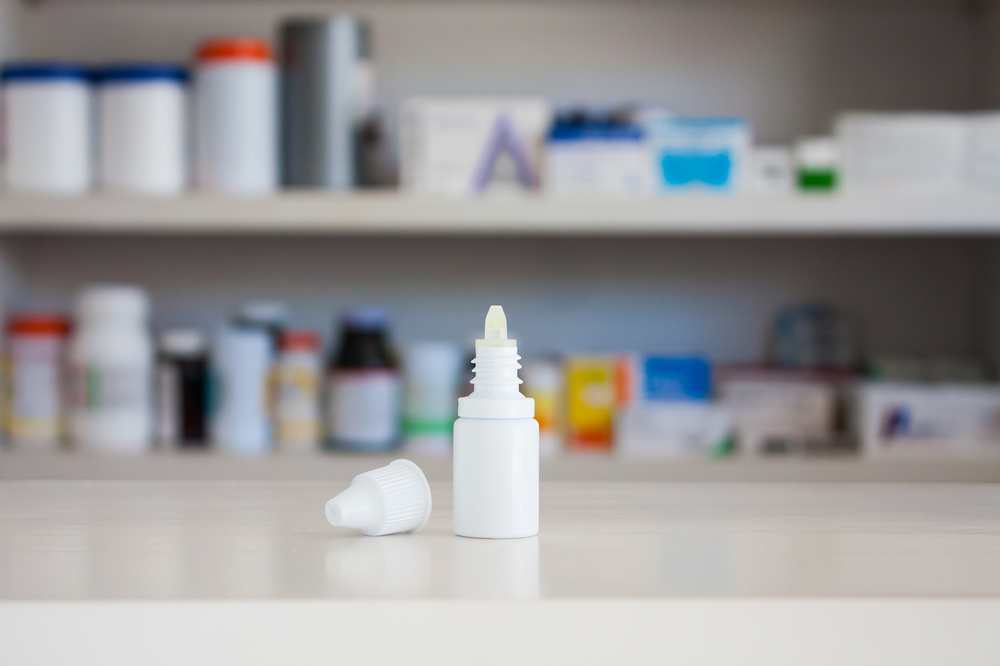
280,15,365,189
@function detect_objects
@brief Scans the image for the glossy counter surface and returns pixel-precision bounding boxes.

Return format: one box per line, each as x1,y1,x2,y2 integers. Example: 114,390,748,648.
2,480,998,664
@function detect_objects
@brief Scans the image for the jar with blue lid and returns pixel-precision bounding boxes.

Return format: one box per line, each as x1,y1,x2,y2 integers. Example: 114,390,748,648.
94,62,189,195
1,61,92,194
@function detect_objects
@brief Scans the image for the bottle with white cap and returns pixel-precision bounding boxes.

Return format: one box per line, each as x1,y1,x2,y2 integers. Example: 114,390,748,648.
68,285,153,453
156,328,208,449
453,306,539,539
211,325,273,454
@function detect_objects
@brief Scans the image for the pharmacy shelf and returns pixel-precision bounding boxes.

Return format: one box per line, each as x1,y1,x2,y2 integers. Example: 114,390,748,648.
2,450,999,483
1,479,998,665
2,191,1000,235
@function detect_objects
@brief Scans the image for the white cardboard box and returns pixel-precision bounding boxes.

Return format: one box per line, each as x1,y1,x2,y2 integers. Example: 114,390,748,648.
853,382,1000,457
836,112,968,195
718,379,837,455
615,402,731,458
399,97,551,196
543,139,652,196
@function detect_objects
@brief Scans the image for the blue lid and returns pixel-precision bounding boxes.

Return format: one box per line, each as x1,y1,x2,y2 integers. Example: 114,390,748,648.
95,63,188,84
549,123,644,142
342,306,391,331
1,61,90,82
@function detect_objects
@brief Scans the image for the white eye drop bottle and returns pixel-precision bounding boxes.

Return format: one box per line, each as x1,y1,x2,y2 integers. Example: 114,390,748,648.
453,305,539,539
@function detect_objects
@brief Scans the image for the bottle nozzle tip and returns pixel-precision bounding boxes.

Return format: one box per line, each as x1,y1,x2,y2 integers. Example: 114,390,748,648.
485,305,507,340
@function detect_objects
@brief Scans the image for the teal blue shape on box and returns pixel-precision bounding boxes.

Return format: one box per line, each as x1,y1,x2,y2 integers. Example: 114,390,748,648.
660,152,732,187
642,356,711,401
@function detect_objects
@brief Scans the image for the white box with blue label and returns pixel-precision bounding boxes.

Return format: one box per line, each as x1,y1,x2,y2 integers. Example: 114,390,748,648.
543,116,652,196
853,382,1000,457
645,117,752,193
615,355,732,457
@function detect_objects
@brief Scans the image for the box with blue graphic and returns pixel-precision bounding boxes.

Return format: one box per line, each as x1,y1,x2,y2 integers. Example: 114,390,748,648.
544,110,653,195
624,355,711,402
646,117,752,193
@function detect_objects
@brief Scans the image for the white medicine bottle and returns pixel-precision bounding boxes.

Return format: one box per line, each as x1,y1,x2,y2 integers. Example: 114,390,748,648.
68,285,153,453
453,306,539,539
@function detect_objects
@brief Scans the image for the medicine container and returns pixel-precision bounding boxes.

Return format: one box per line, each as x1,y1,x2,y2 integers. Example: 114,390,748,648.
325,307,401,451
402,340,462,456
2,313,70,449
155,328,209,449
1,62,92,194
96,63,188,195
194,37,278,195
68,285,154,454
275,329,323,452
211,325,273,454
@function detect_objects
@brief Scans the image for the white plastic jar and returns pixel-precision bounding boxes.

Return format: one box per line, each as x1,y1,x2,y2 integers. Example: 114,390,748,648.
68,285,153,453
96,63,188,195
194,38,278,194
1,62,92,194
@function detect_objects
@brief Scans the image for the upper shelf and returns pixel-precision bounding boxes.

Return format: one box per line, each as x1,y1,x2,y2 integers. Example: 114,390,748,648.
1,191,1000,236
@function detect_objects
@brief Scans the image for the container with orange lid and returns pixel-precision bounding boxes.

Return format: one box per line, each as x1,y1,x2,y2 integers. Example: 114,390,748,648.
193,36,277,195
2,313,71,448
275,329,322,452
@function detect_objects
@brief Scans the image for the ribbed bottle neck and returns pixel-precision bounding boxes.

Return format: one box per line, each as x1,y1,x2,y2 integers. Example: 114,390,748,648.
457,344,534,419
469,345,522,399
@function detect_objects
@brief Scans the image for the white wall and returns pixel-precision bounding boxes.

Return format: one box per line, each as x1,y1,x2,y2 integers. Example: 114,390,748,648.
16,0,982,144
7,235,978,362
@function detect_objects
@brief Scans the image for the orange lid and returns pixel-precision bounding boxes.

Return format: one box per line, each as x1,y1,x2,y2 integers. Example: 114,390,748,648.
281,329,320,352
8,313,71,336
197,37,272,62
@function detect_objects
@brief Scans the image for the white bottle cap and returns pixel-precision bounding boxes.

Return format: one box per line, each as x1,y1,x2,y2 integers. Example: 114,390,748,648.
325,459,432,536
159,328,207,357
76,284,149,321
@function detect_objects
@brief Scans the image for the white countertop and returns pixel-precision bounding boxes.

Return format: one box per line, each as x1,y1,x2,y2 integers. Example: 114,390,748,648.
2,480,999,600
1,478,999,664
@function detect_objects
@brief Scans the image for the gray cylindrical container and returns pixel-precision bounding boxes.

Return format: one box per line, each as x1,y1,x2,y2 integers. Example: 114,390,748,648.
280,15,368,190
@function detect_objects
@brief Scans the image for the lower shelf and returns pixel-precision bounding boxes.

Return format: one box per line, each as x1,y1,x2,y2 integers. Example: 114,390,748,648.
1,449,998,482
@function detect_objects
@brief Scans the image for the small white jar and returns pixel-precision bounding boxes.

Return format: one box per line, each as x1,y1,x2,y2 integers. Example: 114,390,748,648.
96,63,188,195
68,285,153,453
1,62,92,194
194,38,278,194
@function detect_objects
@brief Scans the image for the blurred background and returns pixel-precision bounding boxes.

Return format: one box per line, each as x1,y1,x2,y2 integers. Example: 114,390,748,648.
2,0,1000,478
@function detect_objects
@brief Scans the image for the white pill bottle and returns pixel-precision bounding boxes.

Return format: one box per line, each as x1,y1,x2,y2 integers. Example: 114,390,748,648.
194,37,278,195
68,285,153,453
1,62,92,194
453,306,539,539
96,63,188,195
